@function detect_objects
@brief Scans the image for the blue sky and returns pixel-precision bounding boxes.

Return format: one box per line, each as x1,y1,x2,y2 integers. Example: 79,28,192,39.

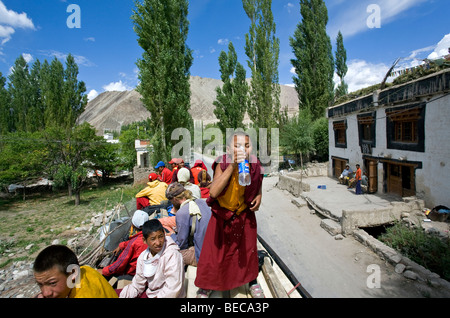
0,0,449,102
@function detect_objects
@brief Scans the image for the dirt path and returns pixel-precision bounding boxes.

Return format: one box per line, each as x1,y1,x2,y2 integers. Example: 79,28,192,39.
256,176,449,298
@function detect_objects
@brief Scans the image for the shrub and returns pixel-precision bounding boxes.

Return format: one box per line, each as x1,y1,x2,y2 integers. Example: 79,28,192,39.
379,222,450,281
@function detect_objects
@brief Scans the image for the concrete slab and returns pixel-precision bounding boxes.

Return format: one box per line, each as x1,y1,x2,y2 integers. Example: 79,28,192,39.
279,174,426,233
298,176,396,220
320,218,342,236
291,197,307,208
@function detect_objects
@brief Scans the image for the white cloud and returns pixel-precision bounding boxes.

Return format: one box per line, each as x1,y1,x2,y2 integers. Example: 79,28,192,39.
0,24,13,44
0,1,35,29
40,50,95,67
0,1,35,44
427,33,450,60
328,0,426,39
102,80,132,92
22,53,33,63
408,45,435,60
87,89,99,101
290,33,449,94
84,37,95,42
289,61,390,93
388,33,450,74
341,33,450,93
284,3,295,14
218,38,229,45
290,60,390,93
342,59,391,93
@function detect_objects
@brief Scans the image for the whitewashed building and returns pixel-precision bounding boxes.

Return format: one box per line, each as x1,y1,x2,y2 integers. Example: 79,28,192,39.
135,139,151,168
327,68,450,208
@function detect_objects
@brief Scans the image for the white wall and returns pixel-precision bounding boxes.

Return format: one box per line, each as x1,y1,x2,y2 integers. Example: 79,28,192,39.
328,93,450,208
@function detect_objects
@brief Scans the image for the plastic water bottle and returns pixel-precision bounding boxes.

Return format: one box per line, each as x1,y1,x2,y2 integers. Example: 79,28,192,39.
238,146,251,186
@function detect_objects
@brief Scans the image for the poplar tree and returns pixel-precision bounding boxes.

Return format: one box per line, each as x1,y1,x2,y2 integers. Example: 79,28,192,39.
243,0,281,131
335,31,348,99
132,0,193,162
8,56,30,132
28,59,45,132
0,72,11,134
290,0,334,120
42,57,65,128
63,54,87,128
213,42,249,133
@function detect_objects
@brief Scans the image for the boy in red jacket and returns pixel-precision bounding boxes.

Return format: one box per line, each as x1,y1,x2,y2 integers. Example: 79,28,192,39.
99,210,149,284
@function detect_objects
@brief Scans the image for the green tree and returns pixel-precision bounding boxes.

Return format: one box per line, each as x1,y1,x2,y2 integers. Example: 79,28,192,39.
132,0,193,162
27,59,45,132
62,54,88,129
86,141,121,184
290,0,334,120
43,58,65,128
8,55,30,132
53,163,88,206
334,31,348,99
280,110,315,181
312,116,329,162
0,131,49,192
0,72,12,134
44,123,100,205
243,0,281,132
213,42,249,133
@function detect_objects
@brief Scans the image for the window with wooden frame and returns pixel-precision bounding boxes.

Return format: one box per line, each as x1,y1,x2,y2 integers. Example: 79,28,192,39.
358,112,376,153
333,120,347,148
386,103,425,152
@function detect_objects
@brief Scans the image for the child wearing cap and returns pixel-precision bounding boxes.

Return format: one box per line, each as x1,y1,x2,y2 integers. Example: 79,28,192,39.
135,173,168,209
155,161,173,185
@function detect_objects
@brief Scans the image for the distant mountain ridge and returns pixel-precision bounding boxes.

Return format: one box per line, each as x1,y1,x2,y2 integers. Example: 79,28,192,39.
78,76,299,135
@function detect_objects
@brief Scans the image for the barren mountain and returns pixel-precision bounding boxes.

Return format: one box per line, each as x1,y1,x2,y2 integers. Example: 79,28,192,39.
78,76,299,135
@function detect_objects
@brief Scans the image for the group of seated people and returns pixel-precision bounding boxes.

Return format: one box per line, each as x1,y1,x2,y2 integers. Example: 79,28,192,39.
33,160,214,298
338,164,353,186
33,131,267,299
338,164,368,190
135,159,211,210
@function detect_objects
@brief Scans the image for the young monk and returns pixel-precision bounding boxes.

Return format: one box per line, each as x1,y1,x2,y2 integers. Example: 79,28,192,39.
33,245,117,298
118,219,185,298
194,131,264,298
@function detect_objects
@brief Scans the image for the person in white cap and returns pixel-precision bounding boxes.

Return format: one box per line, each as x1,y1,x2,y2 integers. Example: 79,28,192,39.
98,210,149,284
177,167,201,200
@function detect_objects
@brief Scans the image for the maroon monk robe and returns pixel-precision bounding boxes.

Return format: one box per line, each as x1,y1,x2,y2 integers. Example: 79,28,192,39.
194,154,264,291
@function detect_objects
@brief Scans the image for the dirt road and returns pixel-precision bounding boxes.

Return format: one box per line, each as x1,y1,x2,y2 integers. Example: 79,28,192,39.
256,175,447,298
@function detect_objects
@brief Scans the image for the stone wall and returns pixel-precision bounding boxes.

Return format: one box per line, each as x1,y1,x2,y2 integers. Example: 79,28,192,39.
277,175,310,197
277,162,328,197
353,228,450,296
133,166,154,186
